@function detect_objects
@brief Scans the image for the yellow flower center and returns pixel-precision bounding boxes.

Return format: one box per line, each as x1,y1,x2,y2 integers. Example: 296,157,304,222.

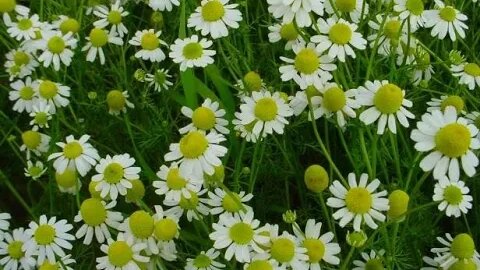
14,51,30,66
279,23,298,41
365,258,384,270
201,0,225,22
254,97,278,121
373,83,403,114
106,90,126,111
323,86,346,112
304,164,329,193
80,198,107,226
179,131,208,158
406,0,424,15
435,123,471,158
294,48,319,74
345,187,372,214
303,238,325,263
243,71,263,92
0,0,16,13
126,179,145,202
336,0,356,12
387,190,409,219
154,218,178,241
271,238,295,263
39,80,58,99
166,168,187,190
63,141,83,159
22,130,41,149
449,259,477,270
103,162,124,184
384,20,401,40
89,28,108,47
47,36,66,54
55,169,77,188
179,191,199,210
129,211,154,239
464,63,480,77
107,10,122,25
154,70,167,84
193,254,212,268
246,260,273,270
34,224,56,245
229,222,254,245
140,33,159,50
450,234,475,260
28,165,44,177
34,112,49,126
444,185,463,205
89,180,102,199
182,42,204,60
108,241,133,267
347,230,367,247
17,18,32,31
329,23,352,45
19,86,34,100
192,107,216,130
222,192,242,213
59,18,80,34
38,262,58,270
7,241,24,259
439,6,456,22
440,96,464,113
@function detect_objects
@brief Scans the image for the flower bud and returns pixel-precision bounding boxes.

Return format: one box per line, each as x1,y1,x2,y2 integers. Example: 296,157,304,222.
304,164,329,193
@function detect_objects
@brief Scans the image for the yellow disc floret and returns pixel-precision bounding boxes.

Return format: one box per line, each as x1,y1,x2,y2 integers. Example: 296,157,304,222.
440,96,464,113
39,80,58,99
166,168,187,190
336,0,356,12
106,90,126,111
295,48,319,74
129,211,154,239
34,225,56,245
435,123,471,158
47,36,66,54
89,28,109,47
373,83,403,114
103,162,124,184
108,241,133,267
243,71,263,92
80,198,107,226
229,222,254,245
201,0,225,22
14,51,30,66
192,107,216,130
323,86,346,112
179,131,208,158
154,218,178,241
63,141,83,159
246,260,273,270
0,0,16,13
444,185,463,205
279,23,298,41
450,234,475,260
304,164,329,193
140,33,159,50
406,0,424,15
7,241,24,259
464,63,480,77
222,192,242,213
345,187,372,214
329,23,352,45
107,10,122,24
439,6,457,22
303,238,325,263
59,18,80,34
22,130,41,149
182,42,204,60
271,238,295,263
387,190,409,219
254,97,278,121
55,169,77,189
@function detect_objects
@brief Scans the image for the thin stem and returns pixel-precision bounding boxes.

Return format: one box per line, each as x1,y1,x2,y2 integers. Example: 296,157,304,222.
0,170,36,219
359,129,373,177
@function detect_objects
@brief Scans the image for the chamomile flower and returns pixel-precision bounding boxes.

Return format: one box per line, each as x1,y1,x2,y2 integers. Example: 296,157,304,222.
9,76,38,113
164,130,228,178
4,49,39,81
289,86,317,116
74,198,123,244
96,233,149,270
427,95,465,114
35,79,70,113
208,188,253,216
235,71,267,99
236,90,293,138
93,1,129,37
233,114,262,142
156,240,178,262
0,0,29,22
29,102,52,128
24,160,47,180
38,255,75,270
266,225,309,269
324,0,368,23
106,89,134,115
145,69,173,92
82,27,123,65
243,253,279,270
357,80,415,134
180,98,229,134
424,1,468,41
327,173,390,231
0,228,35,270
466,111,480,140
410,106,480,180
48,134,100,177
311,83,359,127
293,219,341,269
185,248,226,270
209,210,269,263
55,168,81,194
152,206,180,243
164,189,210,221
267,0,324,27
119,211,158,254
24,215,74,264
353,250,386,270
92,153,141,201
169,35,216,71
394,0,426,31
433,176,472,218
311,18,367,62
451,61,480,90
148,0,180,12
187,0,242,39
52,16,80,35
268,22,304,50
0,213,11,240
153,162,203,203
395,36,418,66
5,14,41,41
279,42,336,89
411,50,434,85
36,31,78,71
20,128,50,160
431,233,480,269
129,29,168,62
368,15,406,56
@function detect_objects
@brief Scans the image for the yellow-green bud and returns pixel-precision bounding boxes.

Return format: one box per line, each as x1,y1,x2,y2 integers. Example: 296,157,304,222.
387,190,409,221
346,230,367,248
282,210,297,224
304,165,329,193
125,179,145,203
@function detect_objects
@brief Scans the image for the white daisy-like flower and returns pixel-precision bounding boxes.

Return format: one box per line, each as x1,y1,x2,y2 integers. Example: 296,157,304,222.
4,14,41,41
82,27,123,65
395,35,418,66
20,127,50,160
209,210,269,263
35,79,70,113
235,71,267,100
4,49,39,81
433,176,472,218
52,15,80,35
36,30,77,71
393,0,426,31
324,0,368,23
289,86,319,116
208,188,253,216
0,1,29,23
293,219,341,269
0,227,36,270
311,83,360,127
466,111,480,140
156,239,178,262
24,160,47,180
356,80,415,135
268,22,305,50
411,50,434,86
187,0,243,39
426,95,465,114
93,1,129,37
145,69,173,92
54,168,81,195
311,18,367,63
368,14,406,56
410,106,480,180
431,233,480,269
74,198,123,244
421,255,442,270
9,76,38,113
152,205,180,244
48,134,100,177
148,0,180,12
164,189,210,221
353,250,386,270
232,113,262,143
37,255,75,270
327,172,390,231
164,130,228,178
180,98,229,135
0,213,10,242
266,0,324,27
106,89,134,115
96,233,149,270
279,42,336,90
169,35,216,71
24,215,74,265
265,225,309,269
119,210,158,255
91,153,141,201
153,162,203,203
185,248,226,270
423,0,468,41
129,29,168,62
29,102,52,128
451,61,480,90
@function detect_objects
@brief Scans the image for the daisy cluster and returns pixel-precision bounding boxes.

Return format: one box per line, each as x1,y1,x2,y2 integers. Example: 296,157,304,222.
0,0,479,269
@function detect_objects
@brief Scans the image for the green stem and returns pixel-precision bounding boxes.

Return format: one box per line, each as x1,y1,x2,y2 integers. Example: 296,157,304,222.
0,170,36,219
340,246,356,270
359,129,373,177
